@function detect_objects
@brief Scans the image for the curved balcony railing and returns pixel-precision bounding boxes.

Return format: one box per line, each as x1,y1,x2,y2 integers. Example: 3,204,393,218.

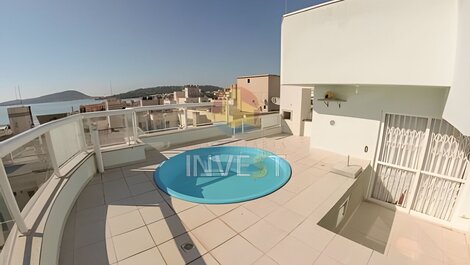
0,101,281,260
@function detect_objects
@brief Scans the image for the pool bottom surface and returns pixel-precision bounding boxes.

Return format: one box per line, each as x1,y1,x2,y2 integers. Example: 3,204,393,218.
154,146,291,204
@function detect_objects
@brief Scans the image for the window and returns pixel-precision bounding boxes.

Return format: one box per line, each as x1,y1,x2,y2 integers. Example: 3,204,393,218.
247,79,250,83
282,110,292,120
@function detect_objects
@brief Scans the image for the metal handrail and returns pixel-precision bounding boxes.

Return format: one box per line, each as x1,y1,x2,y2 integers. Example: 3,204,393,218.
0,101,281,240
0,102,215,157
0,102,216,237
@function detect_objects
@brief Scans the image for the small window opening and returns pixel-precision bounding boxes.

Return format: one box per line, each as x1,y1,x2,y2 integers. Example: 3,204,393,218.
282,111,292,120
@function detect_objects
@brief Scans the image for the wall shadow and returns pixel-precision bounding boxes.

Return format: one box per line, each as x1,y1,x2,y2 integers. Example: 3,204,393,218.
317,165,398,254
311,84,449,121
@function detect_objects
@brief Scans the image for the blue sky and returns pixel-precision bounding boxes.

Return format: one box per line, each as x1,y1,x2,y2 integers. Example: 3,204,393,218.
0,0,325,102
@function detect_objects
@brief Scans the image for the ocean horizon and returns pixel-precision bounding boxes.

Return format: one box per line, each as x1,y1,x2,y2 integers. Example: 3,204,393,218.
0,99,102,125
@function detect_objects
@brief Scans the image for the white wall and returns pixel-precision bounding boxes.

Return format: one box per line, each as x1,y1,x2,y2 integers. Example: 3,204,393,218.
280,85,305,135
303,121,312,137
40,155,97,265
281,0,458,87
443,0,470,136
311,85,449,160
280,86,312,136
102,144,146,169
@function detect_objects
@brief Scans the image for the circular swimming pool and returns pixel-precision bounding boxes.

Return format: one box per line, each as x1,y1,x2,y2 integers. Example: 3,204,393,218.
154,146,291,204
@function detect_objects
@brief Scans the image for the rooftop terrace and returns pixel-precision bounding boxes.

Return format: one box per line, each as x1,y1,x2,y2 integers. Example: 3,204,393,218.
57,135,469,265
0,102,468,265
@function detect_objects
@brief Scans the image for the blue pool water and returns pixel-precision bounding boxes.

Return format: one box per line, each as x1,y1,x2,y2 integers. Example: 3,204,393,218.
154,146,291,204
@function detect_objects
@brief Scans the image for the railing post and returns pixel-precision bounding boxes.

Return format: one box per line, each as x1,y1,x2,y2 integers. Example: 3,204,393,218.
0,160,28,234
124,113,131,146
241,117,245,134
105,100,111,128
132,111,138,143
77,118,87,151
183,107,188,130
90,123,104,173
44,132,61,177
225,101,229,124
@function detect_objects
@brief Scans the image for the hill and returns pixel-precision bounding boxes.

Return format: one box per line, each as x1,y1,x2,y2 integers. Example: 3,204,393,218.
0,90,92,106
109,85,223,99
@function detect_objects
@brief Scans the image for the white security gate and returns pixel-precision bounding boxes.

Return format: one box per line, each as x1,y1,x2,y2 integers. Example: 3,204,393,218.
371,113,470,221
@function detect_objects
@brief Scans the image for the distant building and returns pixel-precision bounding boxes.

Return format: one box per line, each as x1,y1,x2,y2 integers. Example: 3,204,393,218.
163,98,176,105
164,87,209,105
140,96,163,106
235,74,280,113
214,89,227,100
184,86,200,98
8,106,34,134
0,125,11,138
173,91,185,104
36,113,68,124
136,110,180,131
106,98,127,110
80,102,106,113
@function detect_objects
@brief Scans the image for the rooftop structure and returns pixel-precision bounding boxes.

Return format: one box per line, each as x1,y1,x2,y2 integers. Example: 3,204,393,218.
279,0,470,260
140,96,163,106
235,74,280,113
166,87,209,105
7,106,34,135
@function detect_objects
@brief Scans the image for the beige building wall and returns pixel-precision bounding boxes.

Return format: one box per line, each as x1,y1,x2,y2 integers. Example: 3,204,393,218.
184,87,200,98
8,106,34,134
236,75,280,113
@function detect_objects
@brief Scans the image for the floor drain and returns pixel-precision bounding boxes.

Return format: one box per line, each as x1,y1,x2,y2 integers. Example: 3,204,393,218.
181,242,194,252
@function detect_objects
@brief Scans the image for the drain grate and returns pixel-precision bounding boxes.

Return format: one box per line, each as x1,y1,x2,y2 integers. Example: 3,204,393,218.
181,242,194,252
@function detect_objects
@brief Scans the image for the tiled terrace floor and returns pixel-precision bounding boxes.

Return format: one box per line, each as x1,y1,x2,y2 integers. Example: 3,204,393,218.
59,135,470,265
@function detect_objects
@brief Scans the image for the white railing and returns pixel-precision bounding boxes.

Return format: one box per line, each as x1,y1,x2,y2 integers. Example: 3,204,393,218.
0,101,282,254
0,103,215,248
230,112,281,135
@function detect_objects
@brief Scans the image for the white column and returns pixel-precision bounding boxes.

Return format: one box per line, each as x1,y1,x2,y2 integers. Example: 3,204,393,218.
90,123,104,173
77,119,87,151
44,132,61,177
183,107,188,129
146,111,150,132
132,111,138,144
125,113,131,145
241,117,245,134
0,160,28,233
225,101,229,124
104,100,111,128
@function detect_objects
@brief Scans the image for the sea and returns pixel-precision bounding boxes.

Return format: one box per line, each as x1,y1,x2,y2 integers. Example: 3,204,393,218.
0,99,103,125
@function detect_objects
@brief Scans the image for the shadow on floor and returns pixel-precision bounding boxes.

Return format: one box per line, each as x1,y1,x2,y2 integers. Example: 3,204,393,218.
60,146,209,265
338,201,395,253
317,166,397,254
